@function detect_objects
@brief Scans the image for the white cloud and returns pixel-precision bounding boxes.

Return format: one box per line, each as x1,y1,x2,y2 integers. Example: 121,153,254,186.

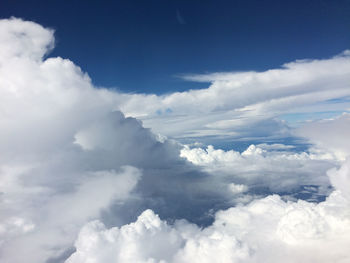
297,113,350,160
1,17,349,263
0,167,141,263
66,210,185,263
67,158,350,263
113,51,350,142
180,144,337,195
0,18,191,262
0,18,144,262
0,18,275,262
0,18,54,62
228,183,248,194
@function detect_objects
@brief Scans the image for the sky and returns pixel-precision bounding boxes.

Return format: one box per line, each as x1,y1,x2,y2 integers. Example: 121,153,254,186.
1,1,350,263
1,0,350,93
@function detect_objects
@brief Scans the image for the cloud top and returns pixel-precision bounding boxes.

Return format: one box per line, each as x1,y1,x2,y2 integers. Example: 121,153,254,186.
67,160,350,263
0,18,54,62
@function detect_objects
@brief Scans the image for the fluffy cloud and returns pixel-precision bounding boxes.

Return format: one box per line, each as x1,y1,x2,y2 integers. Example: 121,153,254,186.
180,144,336,199
297,113,350,160
0,166,141,263
0,18,207,262
0,18,54,62
0,18,147,262
67,159,350,263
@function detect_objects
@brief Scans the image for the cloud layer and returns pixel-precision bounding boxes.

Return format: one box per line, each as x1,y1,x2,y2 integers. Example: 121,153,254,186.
114,51,350,143
1,18,349,263
180,143,336,200
67,160,350,263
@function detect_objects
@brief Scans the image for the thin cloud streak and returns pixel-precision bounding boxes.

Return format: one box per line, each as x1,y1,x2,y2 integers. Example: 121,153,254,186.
114,51,350,143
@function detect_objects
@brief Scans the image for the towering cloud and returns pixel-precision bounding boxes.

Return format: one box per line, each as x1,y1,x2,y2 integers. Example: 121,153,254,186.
0,18,142,262
0,18,200,262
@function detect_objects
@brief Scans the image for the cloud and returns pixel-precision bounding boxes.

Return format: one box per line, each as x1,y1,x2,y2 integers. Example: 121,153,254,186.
0,166,141,263
0,18,209,262
1,17,349,263
297,113,350,199
67,159,350,263
297,113,350,160
180,144,337,198
114,51,350,143
0,18,54,62
0,18,281,262
176,9,186,25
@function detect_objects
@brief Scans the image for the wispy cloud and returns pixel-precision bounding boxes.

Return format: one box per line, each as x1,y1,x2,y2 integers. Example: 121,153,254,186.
176,9,186,25
115,52,350,143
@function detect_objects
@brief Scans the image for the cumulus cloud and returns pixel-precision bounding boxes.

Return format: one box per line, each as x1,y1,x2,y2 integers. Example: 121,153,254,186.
180,144,336,199
0,166,141,263
67,159,350,263
0,18,146,262
297,113,350,160
0,18,54,62
0,18,210,262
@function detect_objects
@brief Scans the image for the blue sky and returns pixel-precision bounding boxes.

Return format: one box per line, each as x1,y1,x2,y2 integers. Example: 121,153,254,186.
1,0,349,94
